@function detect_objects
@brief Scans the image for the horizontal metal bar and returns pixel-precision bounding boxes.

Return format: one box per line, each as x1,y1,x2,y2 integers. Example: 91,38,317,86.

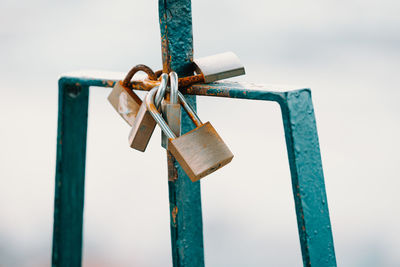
59,72,307,103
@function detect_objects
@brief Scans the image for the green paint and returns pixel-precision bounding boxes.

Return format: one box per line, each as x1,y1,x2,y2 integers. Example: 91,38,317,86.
52,1,336,265
52,80,89,267
159,1,205,266
282,90,336,266
185,84,337,266
52,76,337,267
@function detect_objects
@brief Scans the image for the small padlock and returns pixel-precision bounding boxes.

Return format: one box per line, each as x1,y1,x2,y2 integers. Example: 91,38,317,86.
107,81,142,126
128,73,168,152
192,51,246,83
161,72,181,149
129,52,246,91
108,64,158,126
145,85,234,182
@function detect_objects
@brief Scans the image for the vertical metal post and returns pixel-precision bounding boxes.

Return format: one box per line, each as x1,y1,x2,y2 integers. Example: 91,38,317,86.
281,90,337,267
159,1,205,266
52,80,89,267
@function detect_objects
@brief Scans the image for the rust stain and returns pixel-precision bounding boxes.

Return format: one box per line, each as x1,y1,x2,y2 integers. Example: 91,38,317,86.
172,206,178,225
130,74,206,92
123,64,157,87
178,74,204,87
161,38,171,73
131,79,160,91
167,151,178,181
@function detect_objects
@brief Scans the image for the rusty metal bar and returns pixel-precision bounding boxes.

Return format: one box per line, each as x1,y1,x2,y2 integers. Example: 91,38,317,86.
159,1,205,266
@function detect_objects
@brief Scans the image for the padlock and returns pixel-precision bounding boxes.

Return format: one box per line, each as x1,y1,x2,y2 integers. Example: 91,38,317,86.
128,52,246,91
108,64,158,126
192,51,246,83
107,81,142,126
128,73,168,152
145,85,234,182
161,72,181,149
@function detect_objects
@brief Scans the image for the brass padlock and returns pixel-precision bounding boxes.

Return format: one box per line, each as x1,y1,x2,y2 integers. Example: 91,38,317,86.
128,73,168,152
108,64,158,126
161,72,181,149
107,81,142,126
145,85,234,182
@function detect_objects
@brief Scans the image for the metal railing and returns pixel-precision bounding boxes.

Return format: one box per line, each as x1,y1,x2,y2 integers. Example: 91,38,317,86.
51,1,336,266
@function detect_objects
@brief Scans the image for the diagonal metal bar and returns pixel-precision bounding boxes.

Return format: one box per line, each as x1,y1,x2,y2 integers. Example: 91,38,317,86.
280,91,336,266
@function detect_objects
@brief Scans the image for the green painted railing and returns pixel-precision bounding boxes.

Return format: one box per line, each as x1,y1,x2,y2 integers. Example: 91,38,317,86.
52,1,336,266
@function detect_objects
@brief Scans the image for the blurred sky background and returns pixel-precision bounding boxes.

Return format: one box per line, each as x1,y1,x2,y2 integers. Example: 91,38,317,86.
1,0,400,266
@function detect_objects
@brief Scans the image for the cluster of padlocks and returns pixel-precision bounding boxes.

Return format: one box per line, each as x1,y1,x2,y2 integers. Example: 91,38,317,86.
108,52,245,182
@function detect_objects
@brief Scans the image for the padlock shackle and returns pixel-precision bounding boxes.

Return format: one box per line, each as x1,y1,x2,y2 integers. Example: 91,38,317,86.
146,86,177,139
177,91,202,127
123,64,158,86
168,71,202,127
146,76,203,139
155,73,168,108
169,72,178,104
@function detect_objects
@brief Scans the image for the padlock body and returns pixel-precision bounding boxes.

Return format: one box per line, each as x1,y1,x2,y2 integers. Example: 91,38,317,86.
161,100,181,149
108,81,142,126
128,102,157,152
193,51,245,83
168,122,233,182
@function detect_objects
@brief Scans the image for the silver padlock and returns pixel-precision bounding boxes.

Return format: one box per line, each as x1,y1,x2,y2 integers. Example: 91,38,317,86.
128,73,168,152
193,51,245,83
145,85,234,182
161,72,181,149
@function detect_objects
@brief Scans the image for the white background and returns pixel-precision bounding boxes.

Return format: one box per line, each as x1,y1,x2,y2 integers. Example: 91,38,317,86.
0,0,399,266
